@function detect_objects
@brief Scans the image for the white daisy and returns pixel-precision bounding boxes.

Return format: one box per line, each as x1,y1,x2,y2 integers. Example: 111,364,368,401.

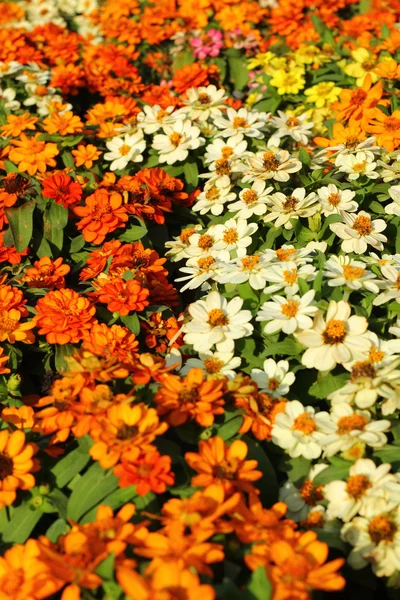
323,255,381,293
215,254,273,290
210,218,258,258
263,188,319,230
176,255,224,292
181,351,241,379
385,185,400,216
373,268,400,306
241,147,302,183
152,119,205,165
182,85,227,121
204,133,247,167
256,289,318,335
103,131,146,171
296,300,374,372
251,358,295,397
271,400,323,459
165,225,203,262
335,151,379,180
330,211,387,254
137,105,183,135
192,176,236,216
268,111,314,147
317,183,358,216
263,261,316,296
182,290,254,353
279,464,327,522
213,106,268,138
228,180,273,219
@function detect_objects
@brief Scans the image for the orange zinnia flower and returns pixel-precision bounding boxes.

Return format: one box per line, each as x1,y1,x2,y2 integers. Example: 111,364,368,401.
117,564,216,600
142,312,183,354
235,387,287,441
0,282,28,315
331,74,386,126
42,172,83,208
74,188,129,245
314,121,368,151
20,256,70,289
1,405,35,429
89,403,168,469
71,144,102,168
172,63,219,95
33,288,96,344
114,450,175,494
154,368,225,427
0,346,10,375
0,430,39,509
185,437,262,496
0,113,37,137
94,276,149,315
42,110,84,136
82,322,138,362
0,308,35,344
0,233,28,265
79,240,122,281
367,108,400,151
9,133,59,175
233,495,294,545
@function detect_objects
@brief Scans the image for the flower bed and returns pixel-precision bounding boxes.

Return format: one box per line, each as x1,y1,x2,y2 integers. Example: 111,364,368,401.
0,0,399,598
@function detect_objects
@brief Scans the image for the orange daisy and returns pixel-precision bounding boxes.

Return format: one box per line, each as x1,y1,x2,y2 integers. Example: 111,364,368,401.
9,133,59,175
0,430,39,509
73,188,129,245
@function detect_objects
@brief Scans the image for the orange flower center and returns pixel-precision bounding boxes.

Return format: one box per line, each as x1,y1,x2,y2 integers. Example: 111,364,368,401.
369,346,385,364
346,474,371,499
233,116,249,129
169,132,182,147
286,117,299,127
337,414,368,434
198,256,215,271
241,255,260,270
276,248,296,261
213,460,237,481
351,89,367,105
223,227,238,244
281,299,299,318
156,109,169,120
198,234,214,250
300,479,324,505
179,385,199,404
281,555,310,582
282,195,298,211
327,192,341,206
368,515,397,543
0,315,18,334
221,146,233,158
205,187,219,200
344,135,360,149
361,58,377,71
198,93,211,104
215,158,231,175
350,360,376,381
208,309,229,327
352,215,372,236
267,378,280,391
263,151,280,171
180,227,195,244
204,357,224,373
283,268,298,284
116,424,138,440
118,144,131,156
293,412,316,434
384,116,400,131
0,570,24,595
0,452,13,479
322,319,346,344
342,265,366,281
242,189,258,205
352,160,367,172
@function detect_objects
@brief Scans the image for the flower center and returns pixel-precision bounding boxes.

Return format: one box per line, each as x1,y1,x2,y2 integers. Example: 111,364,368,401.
179,385,199,404
118,144,131,156
263,151,280,171
384,117,400,131
281,299,299,318
352,160,367,172
322,319,347,344
197,256,215,271
337,414,368,434
293,412,316,434
207,309,229,327
198,234,214,250
241,255,260,270
221,146,233,158
198,93,211,104
300,479,324,505
352,215,373,236
204,357,224,373
346,474,371,499
215,158,231,175
233,117,249,129
0,453,13,479
180,227,195,244
368,346,385,364
242,189,258,205
276,248,296,261
223,227,238,244
267,377,280,390
327,192,341,206
351,89,367,105
342,265,366,281
283,268,298,284
286,117,299,128
116,424,139,440
282,196,298,211
368,515,397,543
205,187,219,200
350,360,376,381
344,135,360,149
169,132,182,147
0,315,18,334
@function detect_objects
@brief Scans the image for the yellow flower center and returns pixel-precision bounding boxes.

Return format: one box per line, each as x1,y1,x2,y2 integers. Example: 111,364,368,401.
352,160,367,172
368,346,385,364
169,132,182,147
300,479,324,505
197,256,215,271
337,414,368,434
282,195,298,211
242,189,258,205
198,93,211,104
322,319,347,344
263,151,280,171
352,215,373,236
350,360,376,382
215,158,231,175
204,357,224,373
346,474,371,499
327,192,341,206
368,515,397,543
286,117,299,128
342,265,366,281
223,227,238,244
361,58,377,71
205,187,219,200
384,116,400,131
293,412,316,434
344,135,360,149
221,146,233,158
241,255,260,270
267,377,280,390
281,299,299,318
233,117,249,129
283,268,298,284
276,248,296,261
180,227,195,244
207,309,229,327
118,144,131,156
198,234,214,250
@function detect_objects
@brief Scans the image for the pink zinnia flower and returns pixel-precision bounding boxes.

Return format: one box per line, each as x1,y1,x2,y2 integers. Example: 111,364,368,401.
190,29,223,60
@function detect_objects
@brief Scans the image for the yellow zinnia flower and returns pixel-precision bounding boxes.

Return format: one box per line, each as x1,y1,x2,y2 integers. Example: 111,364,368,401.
270,69,305,95
304,82,342,108
344,48,379,86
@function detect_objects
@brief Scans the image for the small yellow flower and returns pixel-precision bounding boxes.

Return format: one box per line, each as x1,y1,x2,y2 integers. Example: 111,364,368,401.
245,92,263,108
294,44,321,66
248,51,275,70
304,82,342,108
263,56,290,77
344,48,379,86
270,68,305,95
310,107,332,136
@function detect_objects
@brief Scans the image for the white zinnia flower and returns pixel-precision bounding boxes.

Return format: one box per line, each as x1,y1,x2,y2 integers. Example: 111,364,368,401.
385,185,400,216
279,464,327,522
152,119,205,164
296,300,374,372
272,400,323,459
263,188,319,230
213,106,268,138
181,351,241,379
137,105,183,135
215,254,272,290
323,255,381,293
228,180,273,219
176,256,224,292
335,151,379,180
242,147,302,183
210,218,257,258
182,291,253,353
251,358,295,397
263,261,316,296
104,131,145,171
182,85,227,121
257,289,318,335
192,177,236,216
330,211,387,254
317,183,358,216
268,111,314,147
204,133,247,167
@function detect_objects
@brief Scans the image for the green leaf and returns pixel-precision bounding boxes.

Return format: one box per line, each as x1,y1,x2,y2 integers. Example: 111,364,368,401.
50,438,92,488
61,151,75,169
102,581,123,599
183,161,199,188
308,372,349,400
80,486,142,524
374,445,400,469
229,57,249,91
247,567,272,600
45,518,67,542
279,456,311,485
313,457,351,485
120,312,140,335
216,414,243,441
253,97,281,114
3,160,19,173
263,339,303,358
95,553,115,580
43,202,69,251
173,49,195,72
1,503,42,544
299,147,311,165
67,462,119,522
70,234,85,253
5,201,35,252
119,220,148,242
